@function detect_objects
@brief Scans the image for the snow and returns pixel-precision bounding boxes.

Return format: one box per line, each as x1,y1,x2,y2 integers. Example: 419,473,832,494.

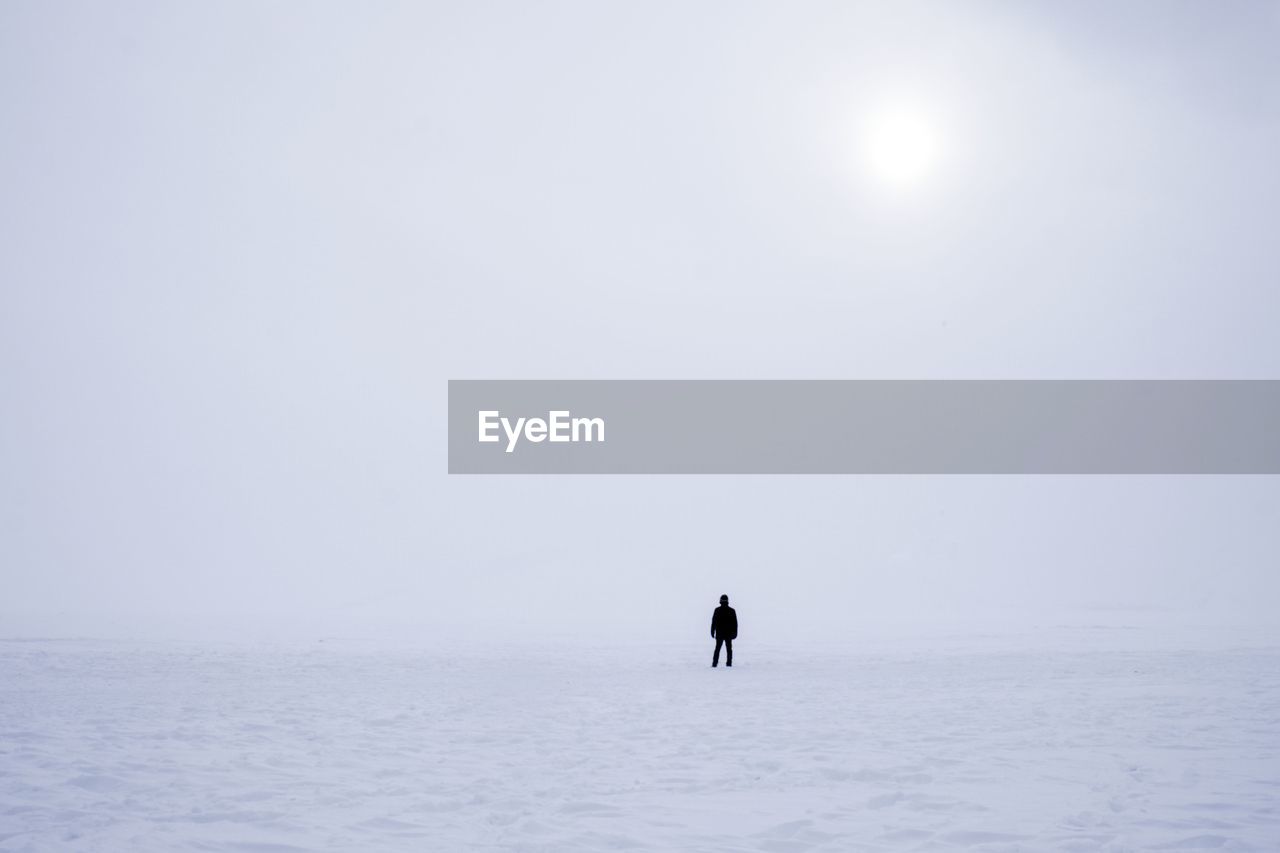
2,628,1278,852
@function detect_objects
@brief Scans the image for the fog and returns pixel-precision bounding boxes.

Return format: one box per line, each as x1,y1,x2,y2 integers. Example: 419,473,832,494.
3,1,1278,641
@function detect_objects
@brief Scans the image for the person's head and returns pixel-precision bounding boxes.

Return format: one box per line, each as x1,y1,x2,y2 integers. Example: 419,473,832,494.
719,594,729,605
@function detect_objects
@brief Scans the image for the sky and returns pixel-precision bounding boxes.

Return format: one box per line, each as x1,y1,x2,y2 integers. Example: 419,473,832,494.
2,1,1279,641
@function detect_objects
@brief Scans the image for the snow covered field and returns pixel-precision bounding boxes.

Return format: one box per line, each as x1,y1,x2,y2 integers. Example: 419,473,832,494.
2,628,1277,852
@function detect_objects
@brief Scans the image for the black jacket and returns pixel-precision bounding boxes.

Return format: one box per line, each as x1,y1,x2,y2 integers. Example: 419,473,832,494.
711,605,737,640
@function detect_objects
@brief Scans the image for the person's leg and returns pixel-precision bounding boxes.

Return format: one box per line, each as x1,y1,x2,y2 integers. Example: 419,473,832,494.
713,637,723,667
725,638,733,667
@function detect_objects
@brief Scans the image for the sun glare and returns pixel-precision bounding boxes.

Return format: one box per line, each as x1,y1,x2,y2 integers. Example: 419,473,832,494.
862,106,941,189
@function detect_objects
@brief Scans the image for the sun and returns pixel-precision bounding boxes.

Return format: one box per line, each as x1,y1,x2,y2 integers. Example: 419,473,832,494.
862,106,941,189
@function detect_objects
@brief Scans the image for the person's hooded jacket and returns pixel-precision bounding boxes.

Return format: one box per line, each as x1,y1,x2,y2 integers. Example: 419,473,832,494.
711,601,737,640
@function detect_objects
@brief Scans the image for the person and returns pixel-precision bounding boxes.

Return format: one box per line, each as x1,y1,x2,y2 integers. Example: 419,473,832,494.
710,594,737,667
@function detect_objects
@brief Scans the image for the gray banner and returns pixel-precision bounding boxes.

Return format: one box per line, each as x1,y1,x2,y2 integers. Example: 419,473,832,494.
447,380,1280,474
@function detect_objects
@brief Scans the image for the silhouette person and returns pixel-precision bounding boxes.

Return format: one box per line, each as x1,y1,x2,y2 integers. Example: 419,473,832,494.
711,594,737,667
